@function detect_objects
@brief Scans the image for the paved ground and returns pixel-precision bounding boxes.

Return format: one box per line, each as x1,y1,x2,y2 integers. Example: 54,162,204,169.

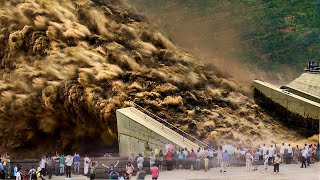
53,163,320,180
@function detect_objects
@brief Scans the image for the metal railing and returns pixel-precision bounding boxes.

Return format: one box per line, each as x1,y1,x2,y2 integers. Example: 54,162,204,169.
128,101,208,148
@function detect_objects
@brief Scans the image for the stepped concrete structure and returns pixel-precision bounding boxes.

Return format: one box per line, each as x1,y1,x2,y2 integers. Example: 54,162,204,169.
116,107,201,157
253,72,320,130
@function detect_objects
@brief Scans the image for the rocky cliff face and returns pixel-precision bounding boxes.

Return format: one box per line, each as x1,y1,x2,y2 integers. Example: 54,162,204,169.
0,0,303,157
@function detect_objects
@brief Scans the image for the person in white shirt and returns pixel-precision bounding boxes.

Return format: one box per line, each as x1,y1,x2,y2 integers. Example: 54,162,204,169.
136,154,144,170
262,144,268,156
268,145,274,165
39,156,46,176
83,155,91,176
15,167,21,180
287,144,293,164
65,155,73,178
301,147,307,168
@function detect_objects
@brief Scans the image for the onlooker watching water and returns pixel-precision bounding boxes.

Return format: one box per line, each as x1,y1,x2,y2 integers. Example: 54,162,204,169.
272,154,281,174
189,149,196,171
220,150,229,172
245,150,252,171
177,150,183,170
53,153,60,176
137,154,144,170
65,154,73,178
73,153,80,175
84,155,91,176
217,146,223,167
301,147,307,168
150,152,156,168
158,150,164,171
59,154,65,176
39,156,46,176
253,150,260,171
165,150,173,171
46,156,53,179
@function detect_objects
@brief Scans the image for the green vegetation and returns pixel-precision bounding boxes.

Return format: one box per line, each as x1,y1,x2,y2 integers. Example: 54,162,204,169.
238,0,320,71
130,0,320,73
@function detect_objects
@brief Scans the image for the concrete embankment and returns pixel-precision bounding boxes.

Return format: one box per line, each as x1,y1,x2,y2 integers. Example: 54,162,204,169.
253,74,319,134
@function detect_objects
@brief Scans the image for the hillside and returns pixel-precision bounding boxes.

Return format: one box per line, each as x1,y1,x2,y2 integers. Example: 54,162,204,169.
129,0,320,82
0,0,309,157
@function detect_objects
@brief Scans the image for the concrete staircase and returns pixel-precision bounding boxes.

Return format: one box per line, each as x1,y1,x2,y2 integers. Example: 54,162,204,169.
116,106,207,157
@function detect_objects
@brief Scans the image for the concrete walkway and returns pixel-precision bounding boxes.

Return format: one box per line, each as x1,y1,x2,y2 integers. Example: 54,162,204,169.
51,163,320,180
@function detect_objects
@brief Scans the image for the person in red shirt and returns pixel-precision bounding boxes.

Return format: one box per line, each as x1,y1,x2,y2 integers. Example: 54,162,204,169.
166,151,173,170
189,149,196,170
150,164,159,180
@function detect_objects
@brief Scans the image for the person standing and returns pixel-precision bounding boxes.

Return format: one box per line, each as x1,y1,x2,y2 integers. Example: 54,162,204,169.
245,150,252,172
307,145,312,166
189,149,196,171
15,166,21,180
73,153,80,175
280,143,285,163
253,150,260,171
203,155,209,172
165,151,173,171
150,164,159,180
0,161,5,179
208,147,214,169
263,152,269,172
59,154,65,176
89,161,98,180
84,155,91,176
195,149,202,170
220,150,229,172
301,147,307,168
287,144,293,164
272,154,281,174
217,146,223,167
39,156,46,177
136,154,144,171
46,156,54,179
128,153,134,164
150,152,156,168
293,145,300,164
3,153,10,179
157,150,164,171
262,144,268,156
268,145,274,165
183,148,189,169
201,147,209,170
235,147,241,167
53,153,60,176
154,147,159,160
177,150,184,170
65,154,73,178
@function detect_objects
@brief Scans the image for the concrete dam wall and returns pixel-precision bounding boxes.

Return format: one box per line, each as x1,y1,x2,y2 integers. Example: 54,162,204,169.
116,107,201,157
253,73,319,133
